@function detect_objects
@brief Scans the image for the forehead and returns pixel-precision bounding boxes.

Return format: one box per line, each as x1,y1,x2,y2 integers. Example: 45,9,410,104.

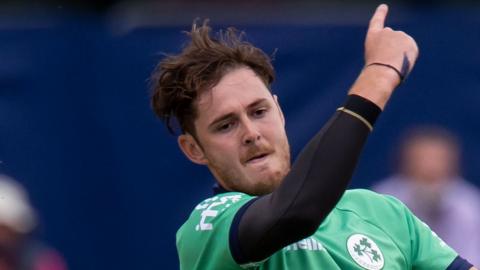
195,67,273,121
407,137,453,150
405,138,456,157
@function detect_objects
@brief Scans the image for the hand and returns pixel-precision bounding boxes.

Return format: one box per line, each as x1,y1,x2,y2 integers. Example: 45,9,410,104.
364,4,419,84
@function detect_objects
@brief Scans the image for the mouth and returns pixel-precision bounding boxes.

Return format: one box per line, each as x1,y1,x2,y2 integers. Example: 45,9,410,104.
245,152,270,165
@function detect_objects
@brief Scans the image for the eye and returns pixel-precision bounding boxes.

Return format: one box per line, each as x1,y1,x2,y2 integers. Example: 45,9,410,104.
252,108,267,118
216,121,235,132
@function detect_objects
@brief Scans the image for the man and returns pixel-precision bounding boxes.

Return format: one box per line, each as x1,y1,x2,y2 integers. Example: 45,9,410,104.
151,4,476,270
0,174,67,270
373,126,480,266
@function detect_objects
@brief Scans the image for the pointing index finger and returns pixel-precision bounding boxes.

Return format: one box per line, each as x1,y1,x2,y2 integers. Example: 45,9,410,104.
369,4,389,32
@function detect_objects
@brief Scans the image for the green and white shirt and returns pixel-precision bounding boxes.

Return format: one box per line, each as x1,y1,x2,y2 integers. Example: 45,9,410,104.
176,189,458,269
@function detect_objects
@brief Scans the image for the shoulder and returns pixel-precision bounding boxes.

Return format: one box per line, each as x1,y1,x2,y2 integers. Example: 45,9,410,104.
450,179,480,203
334,190,459,268
338,188,405,209
342,188,382,198
178,192,254,235
335,189,412,230
176,192,255,270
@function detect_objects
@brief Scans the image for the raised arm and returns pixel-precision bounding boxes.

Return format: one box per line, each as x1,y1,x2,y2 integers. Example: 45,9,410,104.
230,4,419,265
350,4,418,108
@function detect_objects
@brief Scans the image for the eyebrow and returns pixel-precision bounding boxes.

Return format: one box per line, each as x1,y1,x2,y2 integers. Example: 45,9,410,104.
207,98,269,129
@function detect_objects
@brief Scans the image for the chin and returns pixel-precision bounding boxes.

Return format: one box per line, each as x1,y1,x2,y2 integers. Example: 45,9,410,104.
217,162,289,196
247,172,283,195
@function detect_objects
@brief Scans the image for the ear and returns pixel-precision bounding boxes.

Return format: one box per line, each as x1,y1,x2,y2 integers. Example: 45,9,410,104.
273,94,285,126
178,134,208,165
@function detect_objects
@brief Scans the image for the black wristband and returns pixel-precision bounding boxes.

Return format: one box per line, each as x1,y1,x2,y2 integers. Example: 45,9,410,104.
366,62,404,82
337,94,382,131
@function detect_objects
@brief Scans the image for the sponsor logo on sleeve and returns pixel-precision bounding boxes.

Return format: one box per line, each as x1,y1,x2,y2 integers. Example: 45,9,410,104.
284,237,326,252
194,195,243,231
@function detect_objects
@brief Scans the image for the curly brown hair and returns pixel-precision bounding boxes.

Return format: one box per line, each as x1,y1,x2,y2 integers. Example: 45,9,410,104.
150,20,275,136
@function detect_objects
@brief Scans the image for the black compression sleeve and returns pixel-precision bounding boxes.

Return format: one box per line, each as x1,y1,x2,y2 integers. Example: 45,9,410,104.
230,94,381,264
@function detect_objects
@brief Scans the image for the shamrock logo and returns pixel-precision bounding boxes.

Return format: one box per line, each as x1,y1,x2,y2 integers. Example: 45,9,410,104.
347,234,384,270
354,243,363,256
353,237,381,263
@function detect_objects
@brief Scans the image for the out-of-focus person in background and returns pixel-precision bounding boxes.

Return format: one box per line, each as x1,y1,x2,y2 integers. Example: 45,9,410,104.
0,174,67,270
372,126,480,266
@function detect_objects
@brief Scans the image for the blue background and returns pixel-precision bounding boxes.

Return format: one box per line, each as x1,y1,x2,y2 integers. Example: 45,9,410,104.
1,5,480,270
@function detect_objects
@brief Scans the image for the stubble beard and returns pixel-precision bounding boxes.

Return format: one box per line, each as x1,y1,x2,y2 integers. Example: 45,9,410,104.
210,140,291,196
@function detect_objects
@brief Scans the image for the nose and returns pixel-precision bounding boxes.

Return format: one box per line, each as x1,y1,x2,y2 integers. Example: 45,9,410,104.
242,120,261,145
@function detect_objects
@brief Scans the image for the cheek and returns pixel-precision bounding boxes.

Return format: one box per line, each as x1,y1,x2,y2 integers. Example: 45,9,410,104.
205,139,239,161
258,117,281,135
267,124,288,145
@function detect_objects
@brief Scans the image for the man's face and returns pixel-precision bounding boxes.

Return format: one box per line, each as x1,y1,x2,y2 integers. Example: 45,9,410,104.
179,67,291,195
402,138,458,185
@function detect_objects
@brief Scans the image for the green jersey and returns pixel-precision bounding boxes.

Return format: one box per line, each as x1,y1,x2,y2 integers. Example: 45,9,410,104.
176,189,458,269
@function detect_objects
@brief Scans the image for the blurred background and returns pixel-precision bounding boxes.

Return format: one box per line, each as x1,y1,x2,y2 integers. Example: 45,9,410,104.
1,0,480,269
